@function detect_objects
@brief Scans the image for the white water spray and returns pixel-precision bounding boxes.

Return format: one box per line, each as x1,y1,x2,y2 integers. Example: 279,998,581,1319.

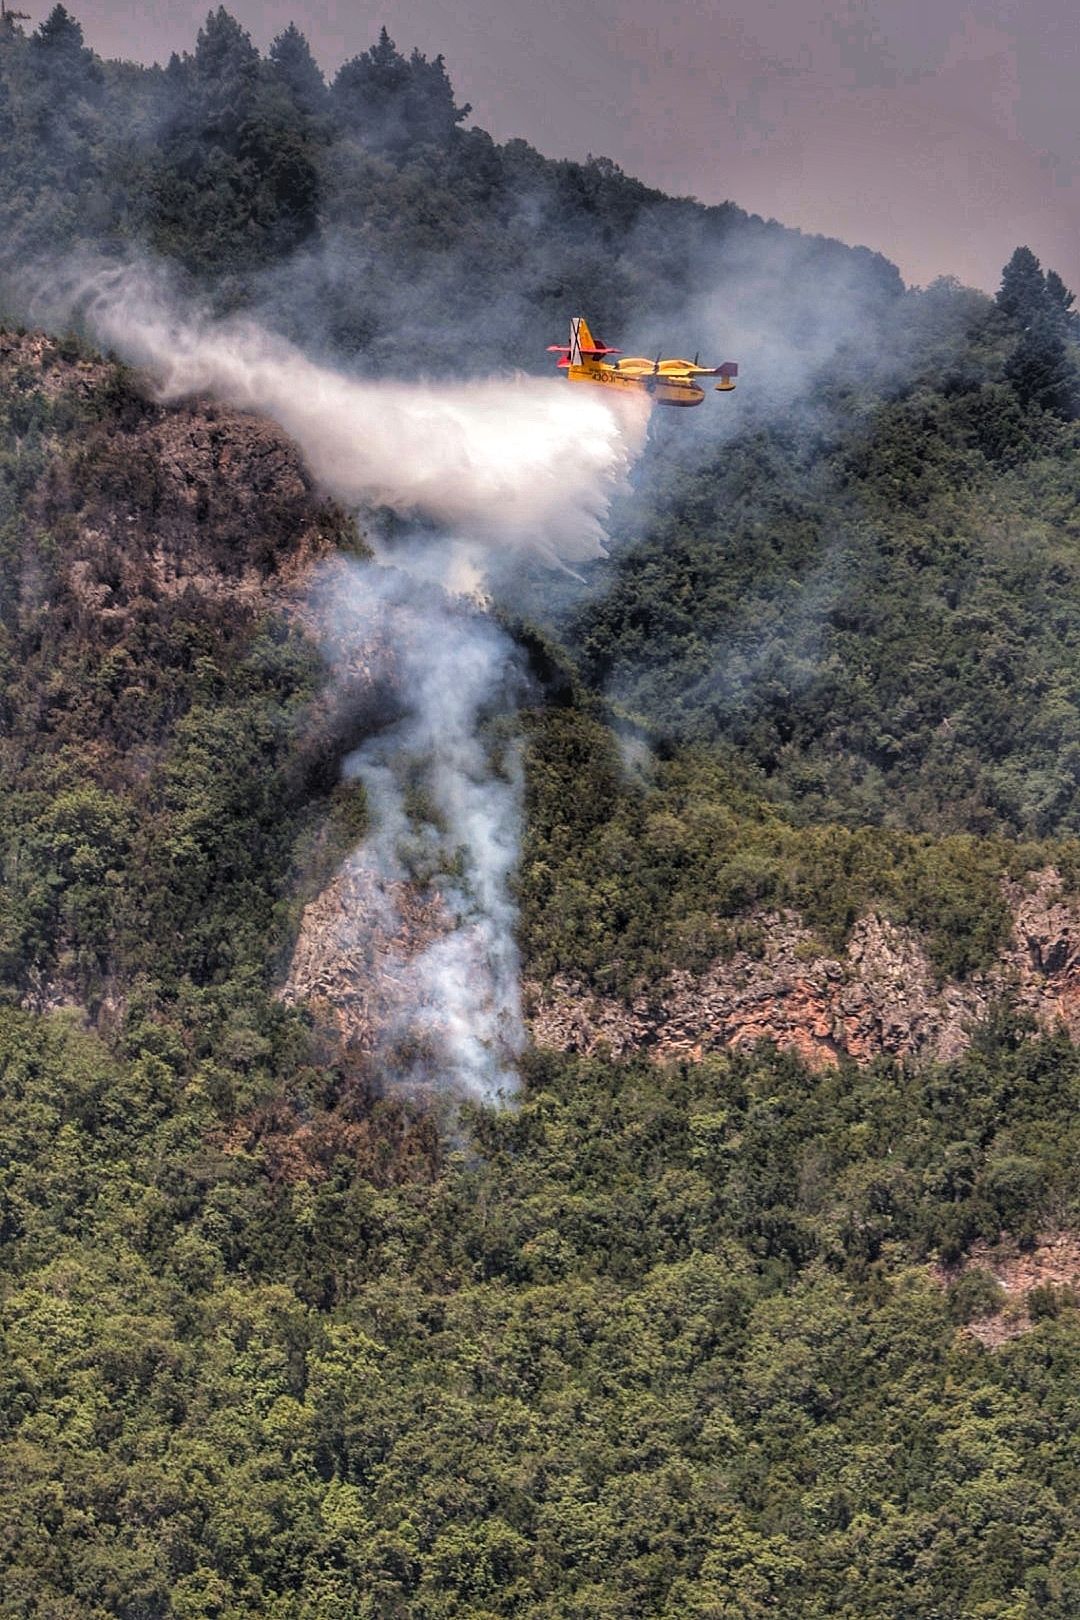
74,263,649,568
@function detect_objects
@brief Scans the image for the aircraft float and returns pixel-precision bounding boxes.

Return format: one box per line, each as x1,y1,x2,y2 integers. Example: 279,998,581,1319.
549,316,738,407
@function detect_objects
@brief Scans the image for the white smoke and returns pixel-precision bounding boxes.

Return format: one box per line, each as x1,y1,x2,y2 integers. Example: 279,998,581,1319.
320,566,525,1103
60,260,648,1103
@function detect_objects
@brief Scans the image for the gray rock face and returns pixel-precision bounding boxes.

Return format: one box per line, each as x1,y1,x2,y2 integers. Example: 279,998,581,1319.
526,870,1080,1069
284,862,1080,1071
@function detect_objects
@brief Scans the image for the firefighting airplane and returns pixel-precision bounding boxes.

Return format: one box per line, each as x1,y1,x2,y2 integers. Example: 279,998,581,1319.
549,316,738,407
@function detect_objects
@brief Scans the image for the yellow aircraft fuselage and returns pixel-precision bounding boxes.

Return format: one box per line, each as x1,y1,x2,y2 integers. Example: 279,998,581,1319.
551,317,737,409
566,358,706,407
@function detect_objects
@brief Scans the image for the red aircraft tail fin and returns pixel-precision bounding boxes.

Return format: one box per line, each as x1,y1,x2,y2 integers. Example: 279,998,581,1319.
568,316,620,365
549,317,621,368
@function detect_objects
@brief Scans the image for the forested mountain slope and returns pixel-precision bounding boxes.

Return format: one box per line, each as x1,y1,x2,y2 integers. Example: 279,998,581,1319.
0,330,364,1019
574,317,1080,836
3,8,1080,1620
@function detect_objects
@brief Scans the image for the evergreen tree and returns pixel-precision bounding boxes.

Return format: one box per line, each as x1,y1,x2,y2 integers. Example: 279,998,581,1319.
1045,267,1075,313
31,3,86,56
331,27,469,152
1004,307,1079,416
996,247,1079,419
29,3,102,98
332,27,407,138
163,48,189,93
1046,267,1079,337
996,244,1048,323
146,8,322,270
189,6,260,142
268,22,326,118
406,45,471,146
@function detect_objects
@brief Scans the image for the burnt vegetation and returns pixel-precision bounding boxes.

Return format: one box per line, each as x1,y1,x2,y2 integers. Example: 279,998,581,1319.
2,9,1080,1620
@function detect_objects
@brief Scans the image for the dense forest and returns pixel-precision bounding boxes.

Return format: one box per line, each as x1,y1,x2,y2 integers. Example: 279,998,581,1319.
3,7,1080,1618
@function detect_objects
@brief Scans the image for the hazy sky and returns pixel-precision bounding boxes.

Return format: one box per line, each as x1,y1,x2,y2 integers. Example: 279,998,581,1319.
65,0,1079,293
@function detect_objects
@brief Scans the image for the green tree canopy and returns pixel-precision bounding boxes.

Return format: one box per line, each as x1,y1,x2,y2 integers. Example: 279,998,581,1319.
996,244,1049,323
31,3,87,56
996,247,1080,418
189,6,261,142
267,21,326,117
331,26,470,150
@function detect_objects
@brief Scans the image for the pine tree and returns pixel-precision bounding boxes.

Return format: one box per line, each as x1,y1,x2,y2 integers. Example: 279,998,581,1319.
996,246,1047,323
190,6,260,141
997,247,1079,420
331,27,468,152
332,27,408,140
29,4,102,97
31,4,86,55
1005,309,1078,417
1045,269,1079,338
407,46,470,146
268,22,326,118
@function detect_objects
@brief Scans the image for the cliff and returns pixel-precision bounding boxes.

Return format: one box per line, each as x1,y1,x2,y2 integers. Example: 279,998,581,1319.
529,868,1080,1068
282,862,1080,1070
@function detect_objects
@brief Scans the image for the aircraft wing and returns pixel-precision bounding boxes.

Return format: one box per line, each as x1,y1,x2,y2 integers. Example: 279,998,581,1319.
657,359,735,377
670,361,739,380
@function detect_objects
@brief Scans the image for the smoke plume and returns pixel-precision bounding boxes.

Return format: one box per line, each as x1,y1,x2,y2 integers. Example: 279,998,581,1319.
317,567,525,1103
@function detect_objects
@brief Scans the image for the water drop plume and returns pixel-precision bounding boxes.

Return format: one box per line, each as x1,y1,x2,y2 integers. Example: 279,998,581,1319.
66,260,649,568
46,259,648,1103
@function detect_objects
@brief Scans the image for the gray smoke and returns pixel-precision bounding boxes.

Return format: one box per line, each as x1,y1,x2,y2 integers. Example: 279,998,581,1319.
318,565,525,1104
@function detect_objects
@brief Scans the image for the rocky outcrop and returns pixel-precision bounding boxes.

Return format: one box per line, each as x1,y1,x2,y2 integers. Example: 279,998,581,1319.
282,858,452,1056
936,1232,1080,1347
0,330,112,397
281,861,1080,1072
3,328,388,780
528,911,982,1068
528,869,1080,1069
1011,870,1080,1019
40,397,342,616
2,329,358,634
